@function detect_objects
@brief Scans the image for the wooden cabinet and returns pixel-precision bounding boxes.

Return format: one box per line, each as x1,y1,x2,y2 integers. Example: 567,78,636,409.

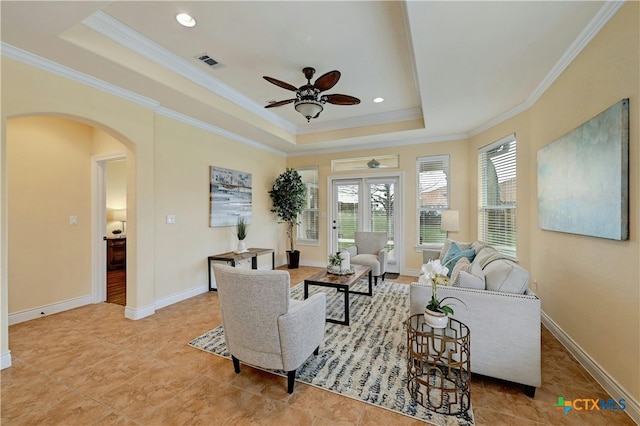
106,238,126,270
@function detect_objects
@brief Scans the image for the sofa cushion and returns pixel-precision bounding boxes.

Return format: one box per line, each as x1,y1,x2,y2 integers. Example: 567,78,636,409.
482,258,530,294
442,242,476,276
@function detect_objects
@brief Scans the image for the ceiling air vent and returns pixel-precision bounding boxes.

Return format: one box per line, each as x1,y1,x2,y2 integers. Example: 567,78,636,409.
196,53,223,69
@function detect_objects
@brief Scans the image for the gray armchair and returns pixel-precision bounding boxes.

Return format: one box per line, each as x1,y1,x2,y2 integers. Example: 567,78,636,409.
346,231,388,284
212,264,326,393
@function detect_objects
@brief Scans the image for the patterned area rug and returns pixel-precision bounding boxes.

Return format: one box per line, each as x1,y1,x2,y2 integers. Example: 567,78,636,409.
189,280,474,426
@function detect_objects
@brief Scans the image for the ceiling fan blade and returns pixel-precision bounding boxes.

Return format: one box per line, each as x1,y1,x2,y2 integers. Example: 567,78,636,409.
263,76,298,92
314,70,341,91
265,99,295,108
323,94,361,105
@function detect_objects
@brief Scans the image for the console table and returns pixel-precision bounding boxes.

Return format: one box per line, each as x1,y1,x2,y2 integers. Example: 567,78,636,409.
207,248,275,291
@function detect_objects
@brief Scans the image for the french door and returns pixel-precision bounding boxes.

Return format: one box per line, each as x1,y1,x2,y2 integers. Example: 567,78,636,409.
330,175,401,274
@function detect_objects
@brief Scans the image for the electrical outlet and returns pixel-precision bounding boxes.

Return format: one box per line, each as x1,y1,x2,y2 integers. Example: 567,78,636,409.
532,279,538,290
69,215,78,225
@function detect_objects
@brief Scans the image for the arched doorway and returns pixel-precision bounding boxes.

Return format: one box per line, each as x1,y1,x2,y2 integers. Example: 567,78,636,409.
6,115,132,324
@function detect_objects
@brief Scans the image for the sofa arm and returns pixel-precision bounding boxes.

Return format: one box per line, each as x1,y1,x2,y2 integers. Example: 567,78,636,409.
346,246,358,258
409,282,541,389
422,249,441,264
278,293,326,371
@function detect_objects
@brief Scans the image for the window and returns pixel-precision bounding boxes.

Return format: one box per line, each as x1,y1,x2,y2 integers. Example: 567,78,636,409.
478,135,517,258
417,155,449,247
296,167,319,243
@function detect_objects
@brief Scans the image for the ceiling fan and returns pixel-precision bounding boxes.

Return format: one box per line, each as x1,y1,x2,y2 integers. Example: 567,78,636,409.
263,67,360,122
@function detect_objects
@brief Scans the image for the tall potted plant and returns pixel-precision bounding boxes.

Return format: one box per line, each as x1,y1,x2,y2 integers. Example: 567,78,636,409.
269,168,306,268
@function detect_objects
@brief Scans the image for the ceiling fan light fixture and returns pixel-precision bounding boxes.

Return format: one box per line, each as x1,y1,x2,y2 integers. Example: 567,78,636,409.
295,99,323,122
373,97,384,103
176,13,196,27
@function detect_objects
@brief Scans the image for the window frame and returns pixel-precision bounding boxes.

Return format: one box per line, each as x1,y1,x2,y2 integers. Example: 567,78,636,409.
296,166,319,245
416,155,450,249
478,134,517,258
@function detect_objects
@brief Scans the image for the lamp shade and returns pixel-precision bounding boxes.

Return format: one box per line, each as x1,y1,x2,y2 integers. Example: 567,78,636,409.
109,209,127,222
441,210,459,232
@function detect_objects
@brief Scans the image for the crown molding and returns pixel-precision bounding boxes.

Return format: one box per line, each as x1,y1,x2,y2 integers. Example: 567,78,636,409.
526,0,625,107
469,1,624,138
288,132,467,157
155,107,286,157
82,11,297,135
1,42,285,156
1,42,159,109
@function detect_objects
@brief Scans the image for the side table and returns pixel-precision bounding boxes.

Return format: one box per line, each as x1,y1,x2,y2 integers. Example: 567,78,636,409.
207,248,275,291
406,314,471,415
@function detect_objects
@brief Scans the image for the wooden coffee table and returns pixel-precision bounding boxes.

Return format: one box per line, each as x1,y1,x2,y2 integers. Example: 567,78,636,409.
303,265,372,326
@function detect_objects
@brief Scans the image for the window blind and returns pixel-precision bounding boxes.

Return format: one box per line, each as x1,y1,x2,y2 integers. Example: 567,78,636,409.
417,155,449,246
478,135,517,258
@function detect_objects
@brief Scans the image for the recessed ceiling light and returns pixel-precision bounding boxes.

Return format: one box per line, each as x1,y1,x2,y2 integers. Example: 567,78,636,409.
373,97,384,103
176,13,196,28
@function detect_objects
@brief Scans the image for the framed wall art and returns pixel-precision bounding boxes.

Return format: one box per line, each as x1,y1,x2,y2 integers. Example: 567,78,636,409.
209,166,252,227
537,98,629,240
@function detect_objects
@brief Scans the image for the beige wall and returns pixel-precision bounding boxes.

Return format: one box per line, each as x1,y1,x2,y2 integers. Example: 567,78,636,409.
7,117,94,312
528,3,638,400
152,115,285,301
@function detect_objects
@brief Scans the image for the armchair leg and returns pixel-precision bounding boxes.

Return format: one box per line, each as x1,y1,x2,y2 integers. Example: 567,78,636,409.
232,356,240,374
314,346,320,355
287,370,296,394
382,272,386,282
374,276,378,285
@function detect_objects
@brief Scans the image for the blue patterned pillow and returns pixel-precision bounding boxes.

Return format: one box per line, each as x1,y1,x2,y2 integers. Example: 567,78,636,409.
442,241,476,277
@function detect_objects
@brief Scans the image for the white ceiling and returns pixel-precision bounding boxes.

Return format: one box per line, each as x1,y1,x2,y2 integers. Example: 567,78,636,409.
1,1,613,155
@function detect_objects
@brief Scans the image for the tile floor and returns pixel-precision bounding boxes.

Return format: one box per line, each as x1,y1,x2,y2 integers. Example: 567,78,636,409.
1,266,635,425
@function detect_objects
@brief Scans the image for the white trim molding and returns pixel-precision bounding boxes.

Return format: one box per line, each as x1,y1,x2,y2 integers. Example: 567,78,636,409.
541,311,639,424
154,285,209,311
124,304,155,321
8,295,93,326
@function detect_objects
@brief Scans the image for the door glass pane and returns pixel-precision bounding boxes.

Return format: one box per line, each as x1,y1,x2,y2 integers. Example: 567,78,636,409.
337,184,359,251
370,182,395,262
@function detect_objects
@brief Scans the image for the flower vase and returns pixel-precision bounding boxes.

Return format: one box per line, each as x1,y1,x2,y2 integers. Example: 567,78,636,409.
236,240,247,254
424,308,449,328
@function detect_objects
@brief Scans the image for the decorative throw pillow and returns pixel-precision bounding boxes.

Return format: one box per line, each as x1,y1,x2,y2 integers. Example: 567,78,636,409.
450,257,471,284
457,270,486,290
442,242,476,277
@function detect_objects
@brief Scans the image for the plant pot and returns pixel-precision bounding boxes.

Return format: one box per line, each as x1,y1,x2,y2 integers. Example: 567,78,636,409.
235,240,248,254
424,308,449,329
287,250,300,269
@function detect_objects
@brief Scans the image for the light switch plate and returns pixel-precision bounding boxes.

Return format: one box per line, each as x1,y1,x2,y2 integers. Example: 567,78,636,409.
166,214,176,224
69,215,78,225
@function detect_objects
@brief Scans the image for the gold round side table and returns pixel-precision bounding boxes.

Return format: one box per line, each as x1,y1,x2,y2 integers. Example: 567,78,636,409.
406,314,471,415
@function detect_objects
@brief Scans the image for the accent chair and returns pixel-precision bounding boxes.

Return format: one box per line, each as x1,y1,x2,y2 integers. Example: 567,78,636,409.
212,264,326,393
346,231,388,284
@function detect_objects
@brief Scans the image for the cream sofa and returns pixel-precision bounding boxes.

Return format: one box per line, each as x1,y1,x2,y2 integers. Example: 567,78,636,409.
410,240,541,397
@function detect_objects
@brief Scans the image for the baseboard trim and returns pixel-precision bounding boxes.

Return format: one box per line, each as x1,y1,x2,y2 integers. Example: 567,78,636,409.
1,351,12,370
124,303,155,320
541,311,639,424
154,285,209,311
8,295,93,325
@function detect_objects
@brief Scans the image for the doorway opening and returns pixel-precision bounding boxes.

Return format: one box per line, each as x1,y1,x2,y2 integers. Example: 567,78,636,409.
94,155,127,306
